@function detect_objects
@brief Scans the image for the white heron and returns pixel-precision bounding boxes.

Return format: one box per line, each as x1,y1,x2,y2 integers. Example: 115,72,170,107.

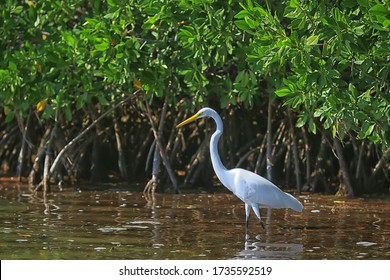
177,107,303,230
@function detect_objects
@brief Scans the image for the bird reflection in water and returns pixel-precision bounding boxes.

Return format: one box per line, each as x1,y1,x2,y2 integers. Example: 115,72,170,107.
236,234,304,259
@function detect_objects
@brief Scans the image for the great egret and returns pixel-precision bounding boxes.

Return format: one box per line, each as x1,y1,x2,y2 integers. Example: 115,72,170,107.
177,107,303,230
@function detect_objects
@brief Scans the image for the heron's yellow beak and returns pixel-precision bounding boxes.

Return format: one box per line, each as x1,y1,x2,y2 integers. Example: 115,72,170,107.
177,112,202,128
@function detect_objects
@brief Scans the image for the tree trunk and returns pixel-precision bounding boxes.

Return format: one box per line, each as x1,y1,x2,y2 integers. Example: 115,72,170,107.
288,109,301,194
167,109,186,164
266,95,273,181
113,112,128,180
28,127,51,187
134,130,153,177
43,125,57,193
144,95,169,193
16,110,32,181
90,137,105,182
184,138,208,186
144,94,179,193
365,147,390,191
301,127,310,185
309,134,328,193
255,136,266,175
334,138,354,197
284,143,291,188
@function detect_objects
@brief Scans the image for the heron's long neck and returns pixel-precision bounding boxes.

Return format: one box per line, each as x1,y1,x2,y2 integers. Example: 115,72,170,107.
209,113,229,188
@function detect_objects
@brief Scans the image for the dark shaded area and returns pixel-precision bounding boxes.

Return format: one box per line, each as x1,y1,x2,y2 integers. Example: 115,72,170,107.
1,104,389,196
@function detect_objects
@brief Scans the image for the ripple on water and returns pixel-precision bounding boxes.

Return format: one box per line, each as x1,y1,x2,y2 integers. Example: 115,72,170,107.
356,241,377,247
1,187,390,260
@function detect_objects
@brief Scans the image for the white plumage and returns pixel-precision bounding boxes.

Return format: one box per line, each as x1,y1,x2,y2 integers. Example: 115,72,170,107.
177,107,303,230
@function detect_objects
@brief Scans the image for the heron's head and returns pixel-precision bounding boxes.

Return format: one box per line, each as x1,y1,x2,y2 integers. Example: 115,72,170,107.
176,107,214,128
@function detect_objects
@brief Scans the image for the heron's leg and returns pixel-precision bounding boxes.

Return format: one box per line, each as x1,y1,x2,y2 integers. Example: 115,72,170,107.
245,203,251,229
251,204,265,229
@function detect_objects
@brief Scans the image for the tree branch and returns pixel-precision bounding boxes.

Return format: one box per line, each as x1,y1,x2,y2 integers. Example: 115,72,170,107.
48,90,140,179
143,93,179,193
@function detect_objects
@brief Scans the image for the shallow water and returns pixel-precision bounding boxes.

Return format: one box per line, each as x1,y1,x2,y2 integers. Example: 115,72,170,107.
0,184,389,259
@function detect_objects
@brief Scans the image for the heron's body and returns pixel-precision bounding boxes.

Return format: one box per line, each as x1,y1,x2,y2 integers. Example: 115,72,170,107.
177,107,303,230
224,168,304,211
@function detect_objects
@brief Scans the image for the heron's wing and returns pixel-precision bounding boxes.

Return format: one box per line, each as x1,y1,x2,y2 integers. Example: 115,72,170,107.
234,168,303,211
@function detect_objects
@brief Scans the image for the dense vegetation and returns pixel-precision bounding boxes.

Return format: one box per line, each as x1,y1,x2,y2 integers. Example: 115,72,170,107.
0,0,389,196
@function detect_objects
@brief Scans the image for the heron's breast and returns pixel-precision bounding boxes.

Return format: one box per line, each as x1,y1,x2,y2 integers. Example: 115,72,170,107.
231,174,254,203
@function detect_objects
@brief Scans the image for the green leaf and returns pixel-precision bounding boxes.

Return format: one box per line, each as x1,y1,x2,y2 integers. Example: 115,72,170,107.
357,0,369,8
235,10,250,19
290,0,299,8
366,123,375,136
63,32,75,48
5,111,15,123
275,88,292,97
314,107,325,118
12,6,23,14
306,35,319,46
8,61,17,71
324,117,334,130
104,12,117,20
354,111,368,121
332,124,337,138
309,119,317,134
245,17,258,29
95,41,109,51
253,6,269,18
107,0,118,7
235,20,250,31
359,121,376,139
369,4,388,17
98,95,110,106
353,25,365,36
296,113,307,127
76,95,85,110
178,27,194,39
65,106,72,121
368,133,381,143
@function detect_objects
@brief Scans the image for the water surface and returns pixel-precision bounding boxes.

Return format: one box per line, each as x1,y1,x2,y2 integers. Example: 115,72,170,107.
0,184,389,259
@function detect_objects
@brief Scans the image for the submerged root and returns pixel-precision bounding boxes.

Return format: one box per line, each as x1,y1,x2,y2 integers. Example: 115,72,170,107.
143,178,158,207
143,177,158,195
